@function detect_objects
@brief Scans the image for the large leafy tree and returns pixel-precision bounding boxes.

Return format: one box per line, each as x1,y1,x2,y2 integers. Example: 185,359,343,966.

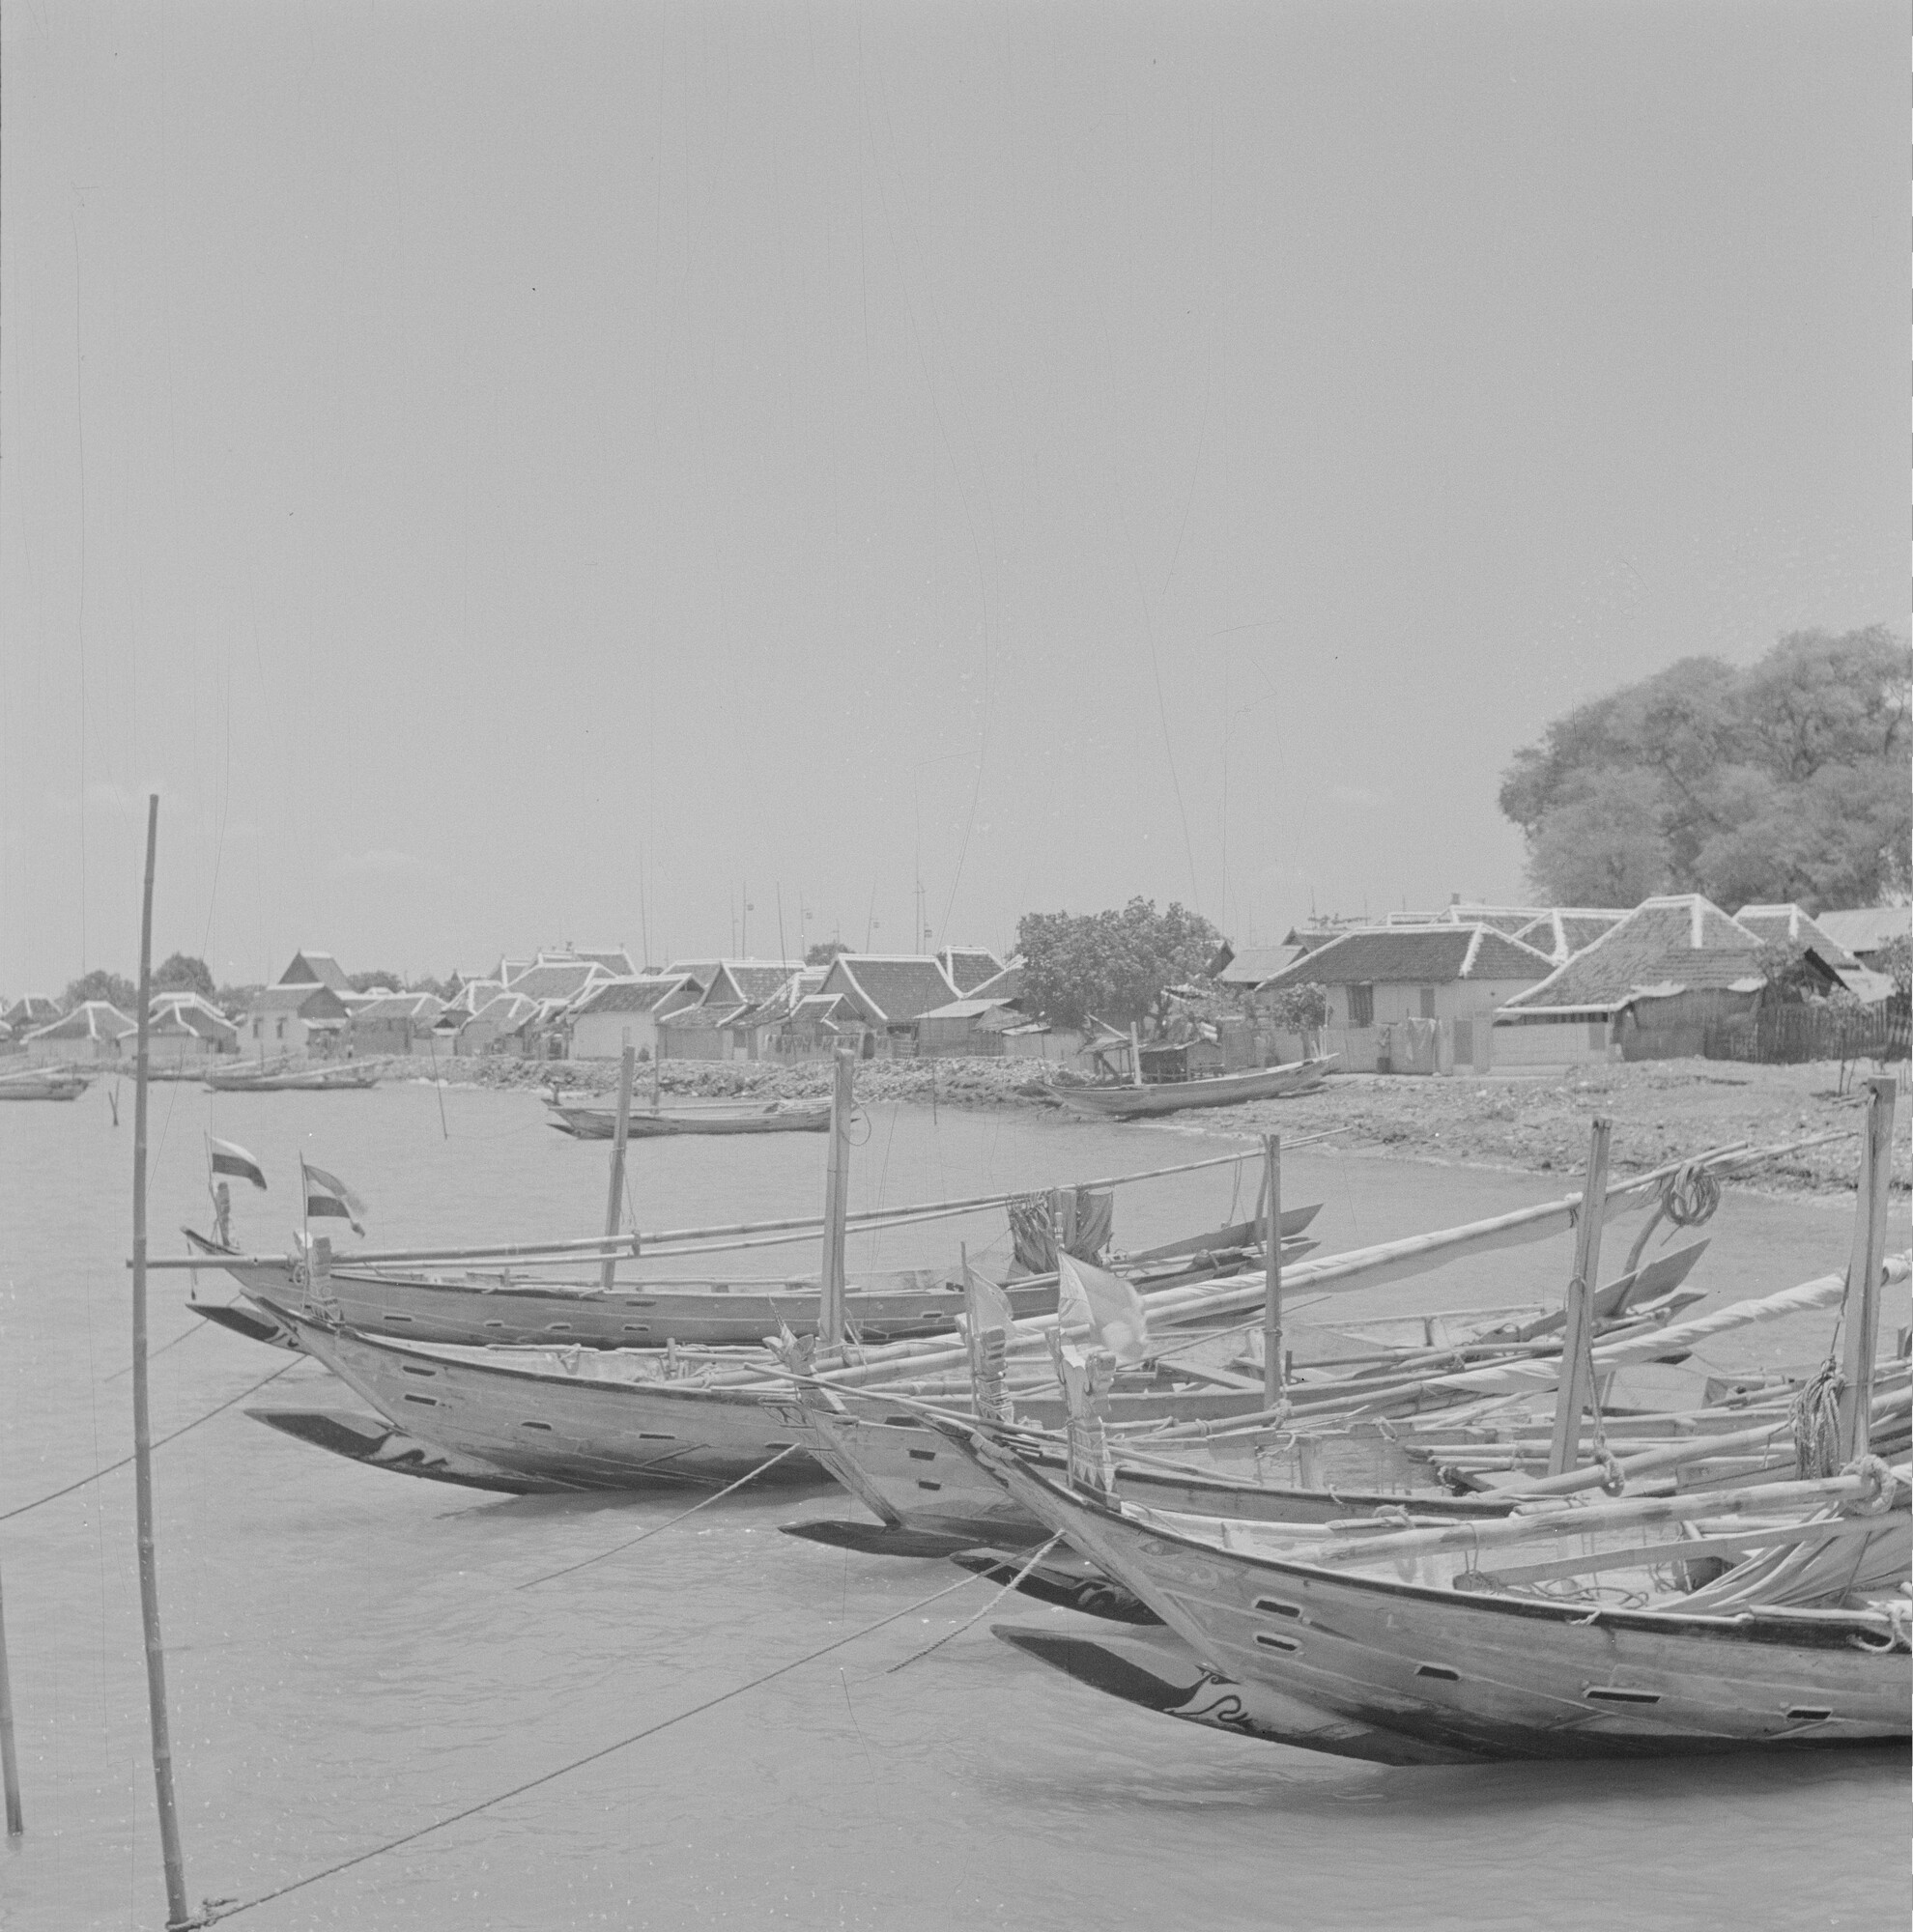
1016,897,1221,1034
1500,628,1911,910
153,952,215,1000
63,968,138,1011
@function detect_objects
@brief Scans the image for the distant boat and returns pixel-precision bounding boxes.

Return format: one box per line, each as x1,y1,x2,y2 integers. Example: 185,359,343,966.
1050,1054,1334,1121
548,1099,831,1138
0,1065,92,1101
205,1060,382,1093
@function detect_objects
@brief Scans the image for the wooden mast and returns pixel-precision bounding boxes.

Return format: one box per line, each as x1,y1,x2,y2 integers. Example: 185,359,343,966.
1261,1133,1285,1406
601,1035,636,1291
1835,1075,1897,1463
0,1562,20,1836
817,1045,856,1348
1546,1116,1612,1478
130,794,190,1926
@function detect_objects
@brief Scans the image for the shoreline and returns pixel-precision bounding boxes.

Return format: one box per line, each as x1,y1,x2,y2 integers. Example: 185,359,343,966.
399,1053,1903,1202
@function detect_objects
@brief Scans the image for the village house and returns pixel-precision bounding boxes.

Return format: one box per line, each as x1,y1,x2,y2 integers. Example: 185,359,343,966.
23,1000,138,1065
1733,904,1898,1005
1812,906,1911,973
148,992,239,1069
655,961,807,1062
348,991,448,1058
276,949,351,991
814,953,963,1056
245,981,353,1059
1494,895,1768,1065
5,995,61,1037
936,946,1005,994
1254,923,1554,1073
456,991,544,1057
569,975,702,1061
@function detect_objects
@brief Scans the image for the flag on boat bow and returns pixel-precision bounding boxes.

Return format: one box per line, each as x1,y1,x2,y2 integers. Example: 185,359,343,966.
1055,1251,1149,1366
301,1159,366,1236
208,1137,268,1191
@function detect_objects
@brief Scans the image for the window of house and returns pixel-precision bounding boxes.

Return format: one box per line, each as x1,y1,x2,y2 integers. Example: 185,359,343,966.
1418,985,1437,1019
275,1019,286,1040
1348,983,1374,1028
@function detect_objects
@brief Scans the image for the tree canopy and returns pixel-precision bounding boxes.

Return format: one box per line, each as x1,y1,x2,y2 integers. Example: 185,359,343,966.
1016,897,1221,1034
63,968,138,1012
804,939,850,967
154,953,215,1000
1499,628,1911,911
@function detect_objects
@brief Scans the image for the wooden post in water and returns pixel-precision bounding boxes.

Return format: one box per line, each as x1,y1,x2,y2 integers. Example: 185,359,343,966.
0,1561,21,1836
1128,1023,1145,1088
129,794,190,1927
1546,1116,1612,1478
1835,1076,1897,1463
817,1046,856,1348
601,1035,636,1291
1261,1133,1284,1406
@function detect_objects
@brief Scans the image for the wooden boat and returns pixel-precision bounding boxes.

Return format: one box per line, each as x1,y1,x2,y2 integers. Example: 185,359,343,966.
549,1099,831,1138
204,1060,382,1093
974,1435,1912,1759
1050,1055,1334,1121
0,1065,92,1100
183,1208,1322,1352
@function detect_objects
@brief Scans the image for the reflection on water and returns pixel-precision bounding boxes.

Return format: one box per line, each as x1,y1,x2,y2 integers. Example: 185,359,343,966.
0,1082,1904,1930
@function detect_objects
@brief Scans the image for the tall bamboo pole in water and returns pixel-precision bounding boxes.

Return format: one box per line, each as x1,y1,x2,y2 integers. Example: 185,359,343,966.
1260,1134,1284,1406
130,794,190,1925
0,1561,21,1836
1546,1117,1612,1478
1836,1075,1897,1463
818,1047,856,1348
601,1036,636,1291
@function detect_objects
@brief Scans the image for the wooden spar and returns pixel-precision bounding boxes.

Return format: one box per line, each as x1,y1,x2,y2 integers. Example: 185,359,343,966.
1261,1134,1284,1406
0,1561,20,1835
600,1037,636,1292
652,1035,663,1111
129,796,189,1927
1546,1117,1612,1478
1129,1023,1144,1088
817,1047,855,1348
1836,1075,1897,1463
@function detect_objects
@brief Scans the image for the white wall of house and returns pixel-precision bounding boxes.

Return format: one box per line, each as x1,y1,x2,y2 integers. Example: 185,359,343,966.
1491,1017,1614,1065
572,1009,665,1061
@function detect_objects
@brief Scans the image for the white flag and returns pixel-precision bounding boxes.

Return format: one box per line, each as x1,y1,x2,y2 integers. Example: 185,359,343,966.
1055,1251,1149,1366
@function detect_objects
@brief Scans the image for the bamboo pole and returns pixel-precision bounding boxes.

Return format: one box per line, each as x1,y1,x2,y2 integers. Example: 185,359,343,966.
1545,1118,1612,1478
0,1561,20,1836
1836,1075,1897,1463
600,1037,636,1292
1128,1023,1144,1088
817,1047,855,1348
129,795,189,1927
1261,1133,1284,1406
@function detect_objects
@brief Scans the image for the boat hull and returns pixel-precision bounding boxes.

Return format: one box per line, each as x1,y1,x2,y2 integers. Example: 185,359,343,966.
1052,1056,1334,1121
551,1103,830,1138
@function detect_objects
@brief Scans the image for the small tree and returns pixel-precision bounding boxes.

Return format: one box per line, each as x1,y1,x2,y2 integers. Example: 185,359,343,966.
1259,980,1328,1033
153,952,215,1000
63,968,138,1012
805,939,850,967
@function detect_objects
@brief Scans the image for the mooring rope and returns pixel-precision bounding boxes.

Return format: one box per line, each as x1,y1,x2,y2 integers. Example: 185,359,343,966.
882,1531,1066,1675
0,1358,302,1523
515,1443,802,1589
189,1570,982,1927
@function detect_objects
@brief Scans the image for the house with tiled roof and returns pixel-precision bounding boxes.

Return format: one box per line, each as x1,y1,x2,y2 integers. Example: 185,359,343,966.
457,991,544,1057
504,959,608,1006
5,995,60,1035
1510,908,1631,966
244,981,352,1059
1255,924,1554,1073
816,954,963,1043
1732,904,1897,1005
1495,895,1769,1064
1215,944,1304,990
572,948,637,979
149,992,240,1069
936,946,1005,995
23,1000,138,1064
570,975,702,1060
277,950,350,991
347,991,448,1058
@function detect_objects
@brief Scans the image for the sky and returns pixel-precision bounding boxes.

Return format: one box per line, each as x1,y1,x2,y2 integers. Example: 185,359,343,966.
2,0,1904,994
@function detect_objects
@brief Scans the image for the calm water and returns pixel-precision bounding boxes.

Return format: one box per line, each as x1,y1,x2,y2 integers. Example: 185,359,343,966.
1,1080,1906,1931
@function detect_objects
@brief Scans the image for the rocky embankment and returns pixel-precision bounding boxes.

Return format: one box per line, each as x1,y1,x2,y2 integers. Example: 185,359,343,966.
413,1054,1897,1199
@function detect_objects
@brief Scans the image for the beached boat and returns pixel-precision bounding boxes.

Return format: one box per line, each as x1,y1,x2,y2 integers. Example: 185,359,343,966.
183,1207,1322,1352
976,1434,1912,1759
0,1065,92,1100
548,1099,831,1138
1050,1055,1333,1121
204,1060,382,1093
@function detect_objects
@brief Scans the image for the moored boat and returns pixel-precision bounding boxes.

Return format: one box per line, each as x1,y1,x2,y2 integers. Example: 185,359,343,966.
205,1059,382,1093
549,1099,831,1138
1050,1055,1334,1121
0,1065,92,1100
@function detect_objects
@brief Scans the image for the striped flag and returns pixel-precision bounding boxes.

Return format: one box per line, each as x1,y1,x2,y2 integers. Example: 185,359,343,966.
209,1137,268,1191
301,1160,366,1236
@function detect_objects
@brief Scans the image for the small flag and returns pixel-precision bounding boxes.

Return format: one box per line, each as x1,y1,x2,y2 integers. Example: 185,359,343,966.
302,1160,366,1236
209,1137,268,1191
1056,1251,1149,1366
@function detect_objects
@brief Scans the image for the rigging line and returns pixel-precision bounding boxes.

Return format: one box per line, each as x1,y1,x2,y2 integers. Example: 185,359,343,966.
0,1357,302,1524
883,1531,1066,1675
105,1315,210,1381
516,1444,800,1590
197,1571,981,1925
71,206,90,972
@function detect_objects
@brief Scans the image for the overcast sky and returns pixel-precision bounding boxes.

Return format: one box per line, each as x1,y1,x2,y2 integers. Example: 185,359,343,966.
2,0,1902,992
